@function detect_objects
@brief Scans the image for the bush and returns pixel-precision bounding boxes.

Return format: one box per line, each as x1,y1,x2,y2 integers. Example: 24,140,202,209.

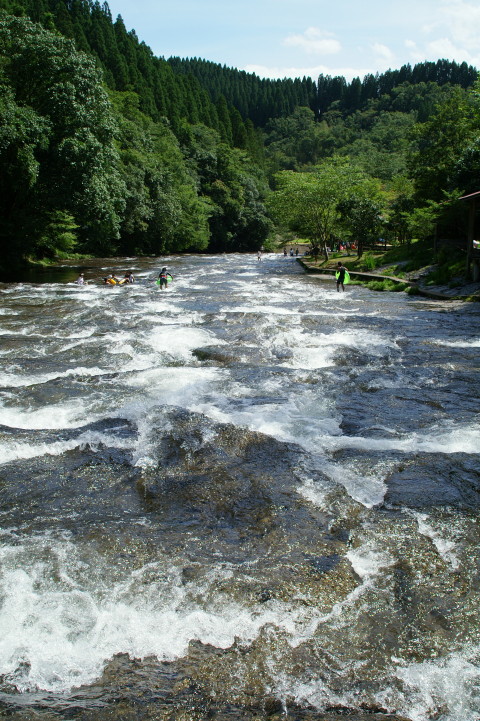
361,253,378,271
365,279,409,292
426,257,464,285
382,239,433,270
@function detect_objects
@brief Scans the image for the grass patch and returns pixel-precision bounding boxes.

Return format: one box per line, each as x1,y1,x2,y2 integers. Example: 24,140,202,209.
26,252,93,266
425,255,465,285
381,239,433,268
364,279,409,292
302,238,472,294
360,252,380,271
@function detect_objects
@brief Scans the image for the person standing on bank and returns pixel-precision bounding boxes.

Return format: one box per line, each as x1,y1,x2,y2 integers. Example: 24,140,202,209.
336,262,347,292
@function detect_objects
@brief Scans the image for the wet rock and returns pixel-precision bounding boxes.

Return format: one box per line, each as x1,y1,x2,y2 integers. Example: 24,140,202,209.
307,554,340,574
263,696,284,715
384,453,480,509
192,346,240,364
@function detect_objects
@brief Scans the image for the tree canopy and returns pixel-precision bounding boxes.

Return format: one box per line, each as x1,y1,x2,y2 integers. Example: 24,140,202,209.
0,14,124,260
0,0,478,271
269,158,383,257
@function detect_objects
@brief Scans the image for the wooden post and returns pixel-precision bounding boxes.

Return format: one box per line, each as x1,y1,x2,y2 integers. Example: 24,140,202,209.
466,198,475,278
473,260,480,282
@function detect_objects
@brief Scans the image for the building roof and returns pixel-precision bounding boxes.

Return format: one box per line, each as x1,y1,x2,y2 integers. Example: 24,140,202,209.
459,190,480,201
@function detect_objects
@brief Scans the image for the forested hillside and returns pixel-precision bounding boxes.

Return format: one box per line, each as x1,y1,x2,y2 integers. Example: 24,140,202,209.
0,0,479,272
169,56,477,124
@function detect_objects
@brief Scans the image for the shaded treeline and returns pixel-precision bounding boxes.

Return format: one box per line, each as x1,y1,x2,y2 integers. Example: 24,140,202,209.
169,56,477,123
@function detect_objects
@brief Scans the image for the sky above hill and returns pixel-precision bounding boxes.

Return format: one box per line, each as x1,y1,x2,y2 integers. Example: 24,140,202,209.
107,0,480,81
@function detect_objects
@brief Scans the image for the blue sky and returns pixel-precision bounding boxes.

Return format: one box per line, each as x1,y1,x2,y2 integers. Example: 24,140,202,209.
107,0,480,82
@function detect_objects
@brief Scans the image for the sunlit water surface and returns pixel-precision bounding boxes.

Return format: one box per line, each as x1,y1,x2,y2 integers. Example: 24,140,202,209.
0,254,479,720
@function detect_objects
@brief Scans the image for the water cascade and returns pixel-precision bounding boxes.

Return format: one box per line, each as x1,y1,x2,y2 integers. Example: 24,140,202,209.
0,254,479,720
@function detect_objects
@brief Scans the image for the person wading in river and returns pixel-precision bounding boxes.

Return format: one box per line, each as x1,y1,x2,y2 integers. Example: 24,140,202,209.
158,267,173,289
336,262,347,292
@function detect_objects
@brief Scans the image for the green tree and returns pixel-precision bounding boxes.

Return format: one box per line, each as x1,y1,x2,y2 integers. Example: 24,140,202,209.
36,209,78,258
403,202,439,242
385,176,415,244
264,106,328,175
111,90,211,255
407,85,474,202
181,122,271,252
0,81,50,262
0,14,125,261
269,158,377,259
338,194,384,256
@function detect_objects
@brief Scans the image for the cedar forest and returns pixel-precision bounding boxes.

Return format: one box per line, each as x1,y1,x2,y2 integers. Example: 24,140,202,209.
1,0,480,272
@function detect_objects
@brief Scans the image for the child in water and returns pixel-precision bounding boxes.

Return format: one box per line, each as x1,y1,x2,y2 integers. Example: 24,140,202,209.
158,267,173,289
336,262,347,292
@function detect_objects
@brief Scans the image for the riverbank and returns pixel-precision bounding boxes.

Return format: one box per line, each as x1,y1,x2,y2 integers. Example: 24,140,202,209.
297,257,480,301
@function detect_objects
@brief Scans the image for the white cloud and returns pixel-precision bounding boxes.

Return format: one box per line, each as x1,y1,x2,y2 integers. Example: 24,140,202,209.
404,39,424,64
438,0,480,47
426,37,480,66
371,42,394,62
283,27,341,56
427,37,461,57
394,1,480,68
422,0,480,59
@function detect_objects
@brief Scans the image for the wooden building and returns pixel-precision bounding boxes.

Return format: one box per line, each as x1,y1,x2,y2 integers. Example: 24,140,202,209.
459,190,480,281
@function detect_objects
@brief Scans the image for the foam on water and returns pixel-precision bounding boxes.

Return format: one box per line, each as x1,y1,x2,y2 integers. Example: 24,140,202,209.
318,459,390,508
0,429,133,465
285,542,396,645
0,399,95,430
0,325,43,337
282,646,480,721
408,511,459,569
391,648,480,721
346,543,393,580
0,532,400,698
284,327,397,370
143,325,219,360
0,366,113,389
319,419,480,455
189,379,341,451
0,536,313,693
1,255,479,717
56,328,97,340
221,303,300,316
434,338,480,348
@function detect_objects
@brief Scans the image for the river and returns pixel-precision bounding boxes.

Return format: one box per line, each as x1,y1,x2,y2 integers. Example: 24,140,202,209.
0,253,479,721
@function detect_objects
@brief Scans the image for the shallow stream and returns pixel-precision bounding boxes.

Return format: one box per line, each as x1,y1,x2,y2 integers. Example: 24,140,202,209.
0,254,479,720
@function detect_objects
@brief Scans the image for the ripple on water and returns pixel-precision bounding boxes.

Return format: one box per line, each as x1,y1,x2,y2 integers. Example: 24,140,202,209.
0,254,479,720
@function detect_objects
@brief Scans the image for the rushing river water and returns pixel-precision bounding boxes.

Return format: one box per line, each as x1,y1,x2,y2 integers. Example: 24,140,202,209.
0,253,479,721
